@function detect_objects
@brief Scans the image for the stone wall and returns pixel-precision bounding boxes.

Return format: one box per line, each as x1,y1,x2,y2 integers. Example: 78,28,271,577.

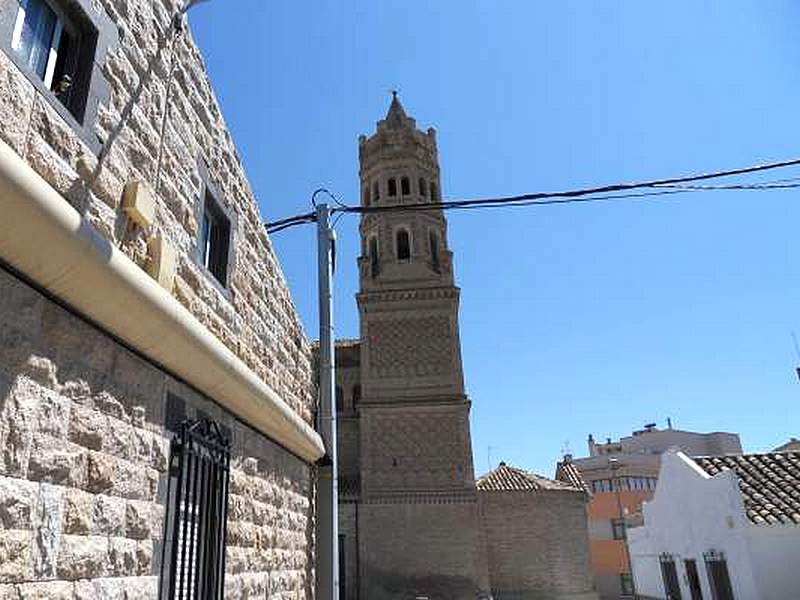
0,0,313,423
0,268,314,598
479,490,596,600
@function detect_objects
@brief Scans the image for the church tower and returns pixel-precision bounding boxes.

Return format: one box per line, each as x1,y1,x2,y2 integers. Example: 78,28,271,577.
353,94,491,599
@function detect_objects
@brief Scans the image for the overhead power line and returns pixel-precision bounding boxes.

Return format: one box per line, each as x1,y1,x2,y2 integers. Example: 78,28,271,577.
264,156,800,234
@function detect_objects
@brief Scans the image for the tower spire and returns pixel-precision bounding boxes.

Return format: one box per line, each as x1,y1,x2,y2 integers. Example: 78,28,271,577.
385,90,407,123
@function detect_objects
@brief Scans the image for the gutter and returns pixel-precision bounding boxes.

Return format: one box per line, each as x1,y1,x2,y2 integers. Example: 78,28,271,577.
0,138,324,464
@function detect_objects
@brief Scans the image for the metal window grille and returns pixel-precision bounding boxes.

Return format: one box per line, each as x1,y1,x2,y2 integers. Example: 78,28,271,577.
704,551,735,600
162,419,231,600
660,553,683,600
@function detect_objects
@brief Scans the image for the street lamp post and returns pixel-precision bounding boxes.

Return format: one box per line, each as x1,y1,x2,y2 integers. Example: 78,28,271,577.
609,458,636,599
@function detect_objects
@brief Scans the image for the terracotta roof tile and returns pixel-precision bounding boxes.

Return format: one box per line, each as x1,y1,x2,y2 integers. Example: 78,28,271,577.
477,462,582,493
555,459,591,495
694,451,800,526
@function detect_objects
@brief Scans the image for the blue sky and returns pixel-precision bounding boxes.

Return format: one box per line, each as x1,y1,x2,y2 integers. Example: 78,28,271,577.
191,1,800,476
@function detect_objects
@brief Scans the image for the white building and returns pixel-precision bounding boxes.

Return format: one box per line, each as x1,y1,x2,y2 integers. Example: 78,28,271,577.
628,449,800,600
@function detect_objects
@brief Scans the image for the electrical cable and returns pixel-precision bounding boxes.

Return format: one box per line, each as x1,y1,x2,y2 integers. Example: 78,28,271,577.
264,156,800,234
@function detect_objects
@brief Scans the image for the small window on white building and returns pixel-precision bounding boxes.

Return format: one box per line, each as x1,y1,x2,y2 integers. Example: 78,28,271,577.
388,178,397,197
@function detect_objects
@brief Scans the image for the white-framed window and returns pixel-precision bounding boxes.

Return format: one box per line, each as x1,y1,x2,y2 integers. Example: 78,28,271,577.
11,0,81,111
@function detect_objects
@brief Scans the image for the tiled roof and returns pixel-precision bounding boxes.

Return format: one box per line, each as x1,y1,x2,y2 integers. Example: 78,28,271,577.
555,459,591,495
477,462,582,493
694,452,800,525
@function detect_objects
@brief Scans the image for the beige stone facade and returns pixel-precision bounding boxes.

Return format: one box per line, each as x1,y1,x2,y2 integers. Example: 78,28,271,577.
0,0,318,597
332,97,597,600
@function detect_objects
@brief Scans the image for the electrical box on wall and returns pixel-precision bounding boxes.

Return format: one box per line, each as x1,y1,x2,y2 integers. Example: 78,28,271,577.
147,234,177,292
122,180,156,228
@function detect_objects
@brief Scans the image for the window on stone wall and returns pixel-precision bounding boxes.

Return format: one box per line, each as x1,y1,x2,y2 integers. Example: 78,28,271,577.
388,177,397,197
363,186,370,206
162,418,231,600
200,187,232,287
396,229,410,261
352,384,361,408
401,176,410,195
373,180,380,201
10,0,98,122
369,236,379,278
430,181,438,202
429,230,440,272
419,177,427,197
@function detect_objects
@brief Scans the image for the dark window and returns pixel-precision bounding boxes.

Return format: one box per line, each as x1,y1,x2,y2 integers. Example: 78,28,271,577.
363,186,370,206
11,0,97,122
162,418,231,600
387,178,397,197
373,180,379,201
200,189,231,286
335,386,344,412
396,229,410,261
620,573,635,596
400,176,410,195
352,384,361,407
430,181,438,201
704,552,734,600
369,237,379,278
611,518,626,540
419,178,427,197
660,554,683,600
429,230,440,272
685,559,704,600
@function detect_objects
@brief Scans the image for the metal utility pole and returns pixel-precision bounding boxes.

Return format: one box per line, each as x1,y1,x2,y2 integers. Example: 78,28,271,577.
315,203,339,600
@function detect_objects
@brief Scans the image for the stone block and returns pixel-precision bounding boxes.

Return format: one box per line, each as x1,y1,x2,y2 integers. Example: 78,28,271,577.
135,539,153,576
27,434,87,487
32,483,63,579
151,435,169,472
125,500,152,540
69,406,107,450
1,377,41,479
108,537,137,576
0,52,35,155
131,428,153,464
63,488,93,535
93,495,126,536
103,416,135,461
0,475,38,529
35,389,70,440
0,530,32,583
15,581,74,599
86,451,115,494
56,535,108,580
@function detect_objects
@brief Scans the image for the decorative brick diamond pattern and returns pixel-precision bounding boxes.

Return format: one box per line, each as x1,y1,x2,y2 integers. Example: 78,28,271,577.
366,411,467,490
367,316,454,378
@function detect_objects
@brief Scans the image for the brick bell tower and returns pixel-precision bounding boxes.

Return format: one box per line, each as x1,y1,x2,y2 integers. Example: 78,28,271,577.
355,93,491,599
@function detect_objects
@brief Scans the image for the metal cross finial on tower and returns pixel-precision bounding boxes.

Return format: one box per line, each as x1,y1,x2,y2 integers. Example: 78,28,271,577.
391,89,398,99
